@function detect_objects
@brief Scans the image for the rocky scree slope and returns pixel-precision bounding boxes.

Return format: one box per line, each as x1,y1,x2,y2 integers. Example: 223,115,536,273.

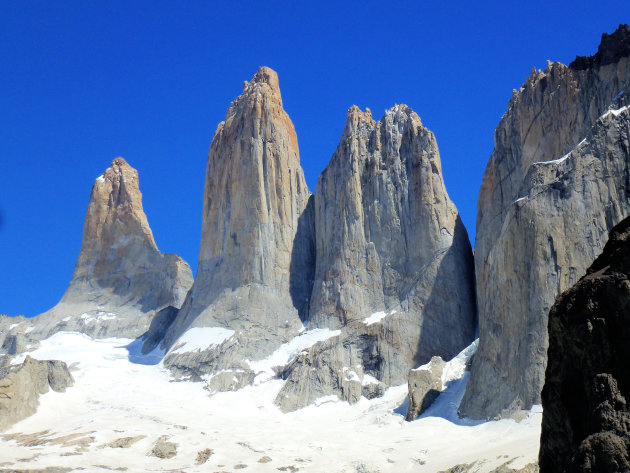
540,215,630,473
462,23,630,419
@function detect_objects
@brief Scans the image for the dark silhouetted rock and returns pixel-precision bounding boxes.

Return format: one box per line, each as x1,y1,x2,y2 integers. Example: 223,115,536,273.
540,216,630,473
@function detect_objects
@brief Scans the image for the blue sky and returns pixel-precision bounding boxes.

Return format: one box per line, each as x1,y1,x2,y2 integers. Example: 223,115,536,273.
1,2,626,317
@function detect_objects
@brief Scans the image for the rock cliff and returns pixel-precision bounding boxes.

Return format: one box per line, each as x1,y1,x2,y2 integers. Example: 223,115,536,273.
540,215,630,473
162,67,315,382
0,356,74,431
29,158,193,341
462,24,630,419
275,104,476,411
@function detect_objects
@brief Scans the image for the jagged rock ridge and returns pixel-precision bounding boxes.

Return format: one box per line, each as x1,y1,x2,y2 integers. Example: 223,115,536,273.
540,215,630,473
275,104,476,411
462,24,630,419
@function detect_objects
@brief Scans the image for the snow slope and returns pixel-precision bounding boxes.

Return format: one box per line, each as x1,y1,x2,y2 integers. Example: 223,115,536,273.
0,332,541,473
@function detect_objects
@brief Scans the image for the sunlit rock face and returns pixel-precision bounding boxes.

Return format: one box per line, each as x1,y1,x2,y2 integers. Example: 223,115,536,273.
29,157,193,341
161,67,315,383
275,104,476,411
462,24,630,419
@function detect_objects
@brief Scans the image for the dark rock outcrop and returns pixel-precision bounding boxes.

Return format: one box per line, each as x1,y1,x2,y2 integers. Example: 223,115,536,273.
540,215,630,473
462,24,630,419
571,24,630,70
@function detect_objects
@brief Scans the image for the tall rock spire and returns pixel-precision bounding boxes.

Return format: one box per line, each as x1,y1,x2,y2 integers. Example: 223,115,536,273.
275,104,477,411
35,157,193,339
163,67,315,372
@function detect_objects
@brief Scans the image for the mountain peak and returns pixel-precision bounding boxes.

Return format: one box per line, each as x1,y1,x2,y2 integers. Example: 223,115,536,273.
570,23,630,70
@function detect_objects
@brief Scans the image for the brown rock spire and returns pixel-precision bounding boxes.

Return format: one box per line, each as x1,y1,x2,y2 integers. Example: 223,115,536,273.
163,66,315,358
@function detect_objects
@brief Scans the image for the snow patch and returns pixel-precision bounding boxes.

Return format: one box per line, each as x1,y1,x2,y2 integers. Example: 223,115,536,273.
363,309,397,325
247,328,340,384
602,104,629,119
8,323,20,330
361,373,380,386
96,174,105,183
0,332,543,472
170,327,235,354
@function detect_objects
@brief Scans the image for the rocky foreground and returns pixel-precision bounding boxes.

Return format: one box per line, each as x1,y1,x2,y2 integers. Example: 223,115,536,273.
541,216,630,472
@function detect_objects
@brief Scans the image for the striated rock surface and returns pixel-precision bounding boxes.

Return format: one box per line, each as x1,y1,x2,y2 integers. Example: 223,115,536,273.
540,215,630,473
406,356,445,421
462,24,630,419
162,67,315,380
28,158,193,342
275,104,476,410
0,356,74,431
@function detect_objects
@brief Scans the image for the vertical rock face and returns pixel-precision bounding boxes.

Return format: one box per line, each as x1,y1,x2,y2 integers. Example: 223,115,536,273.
35,157,193,340
462,24,630,419
163,67,315,372
275,104,476,411
540,216,630,473
310,104,475,339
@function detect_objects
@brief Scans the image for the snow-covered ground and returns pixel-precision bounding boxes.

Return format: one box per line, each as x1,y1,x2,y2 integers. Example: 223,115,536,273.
0,332,542,473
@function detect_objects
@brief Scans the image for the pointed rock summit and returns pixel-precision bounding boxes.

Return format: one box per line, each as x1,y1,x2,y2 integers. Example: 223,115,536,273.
34,157,193,339
275,104,476,411
309,104,475,335
163,67,315,380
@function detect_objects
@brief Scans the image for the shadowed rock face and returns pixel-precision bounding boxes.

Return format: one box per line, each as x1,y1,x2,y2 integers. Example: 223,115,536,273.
162,67,315,379
29,158,193,341
462,24,630,419
540,216,630,473
274,104,476,411
0,356,74,431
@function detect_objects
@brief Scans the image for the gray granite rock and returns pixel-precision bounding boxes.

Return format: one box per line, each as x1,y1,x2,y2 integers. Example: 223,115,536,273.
276,104,475,411
406,356,445,421
161,67,315,382
18,158,193,346
462,24,630,419
0,356,74,431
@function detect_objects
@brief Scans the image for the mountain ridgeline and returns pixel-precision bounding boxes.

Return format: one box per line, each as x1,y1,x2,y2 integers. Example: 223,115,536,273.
2,24,630,423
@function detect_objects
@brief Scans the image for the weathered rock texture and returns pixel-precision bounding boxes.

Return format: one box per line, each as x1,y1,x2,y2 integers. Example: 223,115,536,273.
309,105,475,333
0,356,74,431
31,158,193,341
275,104,476,411
406,356,445,421
162,67,315,379
540,215,630,473
462,24,630,419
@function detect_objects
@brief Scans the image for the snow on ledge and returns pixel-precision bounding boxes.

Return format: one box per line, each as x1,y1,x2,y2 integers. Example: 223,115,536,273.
247,328,340,384
363,309,397,325
171,327,235,354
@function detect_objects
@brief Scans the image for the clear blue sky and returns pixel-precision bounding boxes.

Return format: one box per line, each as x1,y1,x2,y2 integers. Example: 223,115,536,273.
1,2,626,317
